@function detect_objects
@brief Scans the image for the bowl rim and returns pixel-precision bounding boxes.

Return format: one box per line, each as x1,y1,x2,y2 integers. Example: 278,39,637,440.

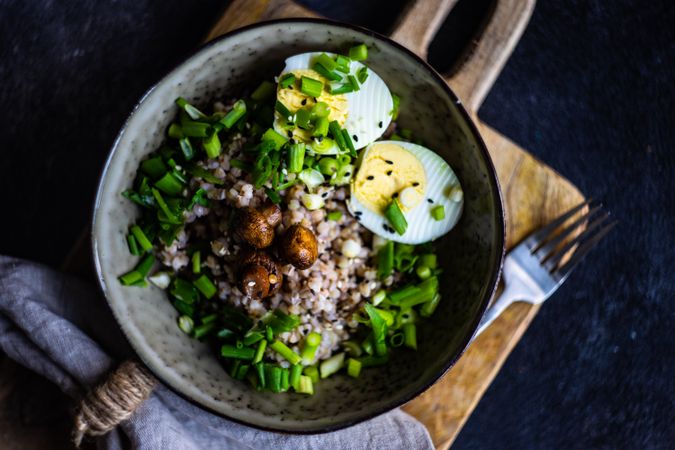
91,17,505,434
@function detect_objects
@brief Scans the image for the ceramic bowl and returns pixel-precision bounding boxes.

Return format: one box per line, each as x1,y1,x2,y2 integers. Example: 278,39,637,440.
92,18,504,433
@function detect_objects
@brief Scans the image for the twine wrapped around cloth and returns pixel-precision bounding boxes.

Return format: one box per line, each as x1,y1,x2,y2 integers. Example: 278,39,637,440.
72,360,157,447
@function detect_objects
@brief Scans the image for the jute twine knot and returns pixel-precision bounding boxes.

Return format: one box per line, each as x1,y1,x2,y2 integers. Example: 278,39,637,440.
72,360,157,447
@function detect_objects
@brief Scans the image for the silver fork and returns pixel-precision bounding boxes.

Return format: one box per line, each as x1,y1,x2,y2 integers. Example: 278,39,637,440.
474,200,617,338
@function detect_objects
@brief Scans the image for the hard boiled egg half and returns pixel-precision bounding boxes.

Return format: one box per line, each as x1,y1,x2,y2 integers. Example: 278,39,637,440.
348,141,464,244
273,52,393,155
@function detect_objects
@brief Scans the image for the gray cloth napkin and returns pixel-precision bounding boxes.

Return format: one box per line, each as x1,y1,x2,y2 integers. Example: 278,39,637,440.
0,256,434,450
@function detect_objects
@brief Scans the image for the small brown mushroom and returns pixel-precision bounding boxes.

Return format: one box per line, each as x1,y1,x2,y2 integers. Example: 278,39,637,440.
239,250,283,298
233,202,282,249
259,202,282,227
278,224,318,270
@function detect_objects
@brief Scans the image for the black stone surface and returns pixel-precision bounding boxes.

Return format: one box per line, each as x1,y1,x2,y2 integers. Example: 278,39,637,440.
0,0,672,448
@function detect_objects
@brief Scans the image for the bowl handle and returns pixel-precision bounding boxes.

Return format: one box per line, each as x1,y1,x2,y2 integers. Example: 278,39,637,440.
390,0,536,113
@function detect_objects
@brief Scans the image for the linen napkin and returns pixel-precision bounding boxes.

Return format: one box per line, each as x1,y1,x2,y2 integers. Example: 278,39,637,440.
0,255,433,450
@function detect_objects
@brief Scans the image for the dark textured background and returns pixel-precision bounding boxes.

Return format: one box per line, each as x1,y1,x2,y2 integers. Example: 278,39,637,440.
1,0,673,448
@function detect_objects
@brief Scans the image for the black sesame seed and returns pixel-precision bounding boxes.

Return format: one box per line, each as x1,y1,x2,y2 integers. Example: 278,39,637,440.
427,198,434,203
345,172,351,176
385,160,393,165
412,182,420,187
378,121,383,128
355,211,362,216
313,97,318,102
287,131,293,138
386,170,393,176
301,99,307,105
321,192,328,198
392,192,399,198
353,135,358,142
382,223,389,231
289,138,295,144
367,175,374,180
289,86,293,90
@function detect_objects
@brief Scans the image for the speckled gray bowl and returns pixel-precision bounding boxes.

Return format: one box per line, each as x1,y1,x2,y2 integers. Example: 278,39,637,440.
92,19,504,433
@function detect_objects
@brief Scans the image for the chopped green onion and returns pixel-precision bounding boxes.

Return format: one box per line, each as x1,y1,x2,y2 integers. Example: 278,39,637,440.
220,100,247,129
303,365,319,383
216,328,235,340
295,108,313,130
178,137,195,161
372,307,395,327
399,276,439,309
220,345,255,360
301,193,325,210
296,375,314,395
385,199,408,235
327,210,342,221
316,53,337,71
372,289,386,306
347,75,360,91
280,367,290,392
312,62,341,81
153,189,181,225
141,157,168,179
193,322,216,340
313,117,329,137
346,358,362,378
135,253,155,277
301,331,322,364
261,128,288,150
268,310,301,335
356,66,369,83
420,292,442,318
335,55,351,73
298,168,325,192
341,129,356,156
402,323,417,349
330,163,354,186
391,93,400,120
270,340,302,365
173,299,194,317
279,73,296,89
251,80,275,101
193,274,217,299
389,332,404,347
185,164,223,185
202,313,218,324
377,240,394,280
130,225,153,251
342,340,363,357
266,365,282,392
328,82,354,95
252,339,267,364
287,143,306,173
395,308,417,329
348,44,368,61
127,234,141,256
358,354,390,368
416,265,431,280
365,304,388,356
328,120,346,151
361,334,374,355
306,331,322,347
338,154,352,166
176,97,207,120
300,76,324,98
191,251,200,274
230,159,252,172
290,364,303,390
431,204,445,221
203,131,222,159
419,253,437,269
171,278,199,304
155,172,184,195
265,325,274,342
255,362,266,389
181,121,211,138
119,270,143,286
310,101,330,118
264,187,281,204
275,100,292,119
389,284,421,305
319,352,345,378
178,315,194,335
168,123,183,139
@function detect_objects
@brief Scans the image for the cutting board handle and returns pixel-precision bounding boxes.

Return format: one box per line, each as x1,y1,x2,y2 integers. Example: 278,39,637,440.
390,0,536,112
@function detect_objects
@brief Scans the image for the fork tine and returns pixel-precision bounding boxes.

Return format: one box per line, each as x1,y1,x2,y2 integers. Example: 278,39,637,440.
552,220,617,281
544,212,611,270
534,205,605,258
525,199,593,249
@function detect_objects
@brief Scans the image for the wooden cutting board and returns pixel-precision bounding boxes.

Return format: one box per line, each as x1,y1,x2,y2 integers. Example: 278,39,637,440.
58,0,584,448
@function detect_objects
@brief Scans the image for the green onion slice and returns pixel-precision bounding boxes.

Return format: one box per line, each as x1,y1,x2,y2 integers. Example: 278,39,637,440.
384,199,408,235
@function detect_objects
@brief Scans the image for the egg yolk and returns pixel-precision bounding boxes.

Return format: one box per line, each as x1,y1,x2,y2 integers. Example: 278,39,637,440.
352,142,426,213
276,69,348,143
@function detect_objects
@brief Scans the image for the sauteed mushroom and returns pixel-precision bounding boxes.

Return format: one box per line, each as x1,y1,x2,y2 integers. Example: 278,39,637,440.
239,250,282,299
278,224,318,270
233,202,281,248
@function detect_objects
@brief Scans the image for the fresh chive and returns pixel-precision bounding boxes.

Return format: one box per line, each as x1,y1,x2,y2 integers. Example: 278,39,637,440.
264,187,281,204
127,234,141,256
420,292,442,318
416,264,431,280
152,188,181,224
191,250,201,274
385,200,408,235
178,315,194,335
328,82,354,95
390,93,400,120
280,367,290,392
202,131,222,159
171,278,199,304
297,375,314,394
358,354,389,368
220,99,247,129
268,310,301,335
335,55,351,73
341,129,356,156
347,74,360,91
119,270,143,286
301,331,322,364
342,340,363,357
348,44,368,61
181,121,211,138
311,62,341,81
303,365,319,384
399,277,439,310
135,253,155,277
319,352,345,378
327,210,342,221
364,304,388,356
251,80,275,101
266,365,282,392
377,240,394,280
300,76,324,98
402,323,417,349
230,159,252,172
194,322,216,340
372,289,386,306
193,274,217,299
279,73,296,89
270,340,302,365
419,253,437,269
295,108,312,130
389,332,405,347
261,128,288,150
287,143,306,173
173,299,194,317
252,339,267,364
176,97,207,120
141,156,168,179
388,284,421,305
316,53,337,71
178,137,195,161
431,204,445,221
265,325,274,342
155,172,184,195
290,364,303,390
255,362,266,388
346,358,362,378
168,123,184,139
275,100,292,119
356,66,369,83
130,225,153,251
318,157,338,176
313,117,329,137
310,101,330,118
329,120,346,151
220,345,255,360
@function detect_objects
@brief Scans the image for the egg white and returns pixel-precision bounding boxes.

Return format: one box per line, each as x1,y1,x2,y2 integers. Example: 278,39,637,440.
273,52,393,155
348,141,464,244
